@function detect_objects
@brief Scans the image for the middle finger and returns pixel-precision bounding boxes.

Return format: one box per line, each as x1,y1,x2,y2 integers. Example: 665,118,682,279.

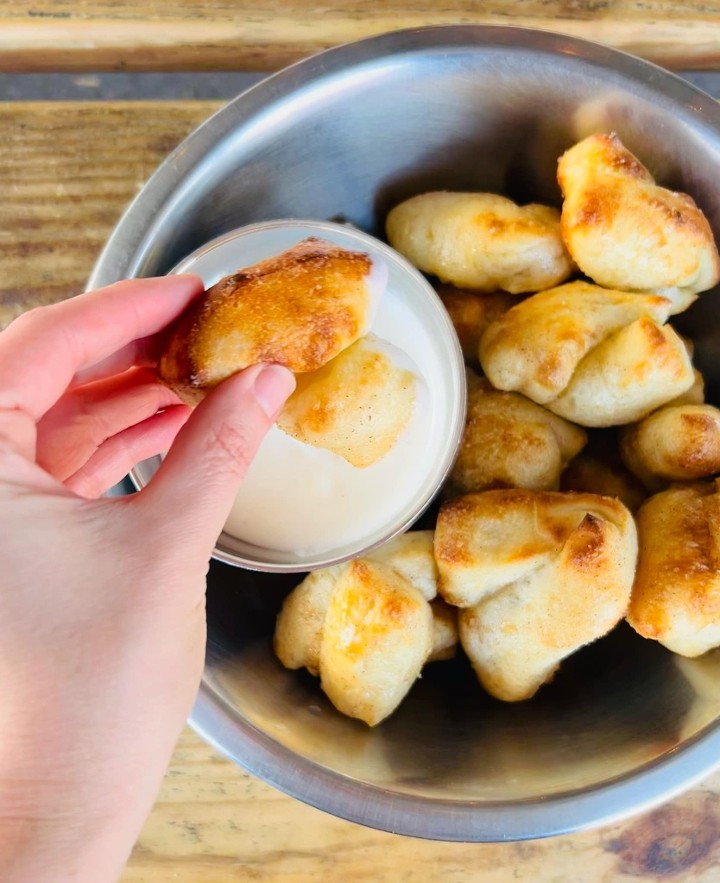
36,367,182,481
69,335,158,388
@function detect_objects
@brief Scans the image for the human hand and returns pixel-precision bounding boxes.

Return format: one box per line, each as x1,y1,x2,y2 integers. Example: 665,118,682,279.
0,277,295,883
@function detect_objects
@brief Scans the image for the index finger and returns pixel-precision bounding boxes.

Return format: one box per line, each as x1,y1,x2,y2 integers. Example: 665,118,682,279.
0,275,203,420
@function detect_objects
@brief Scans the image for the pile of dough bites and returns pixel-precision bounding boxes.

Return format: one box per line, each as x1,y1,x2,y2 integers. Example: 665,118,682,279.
274,133,720,726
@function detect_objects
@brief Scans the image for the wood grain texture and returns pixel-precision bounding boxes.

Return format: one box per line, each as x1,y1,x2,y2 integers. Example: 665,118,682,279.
2,98,720,882
123,726,720,883
1,1,720,72
0,100,217,329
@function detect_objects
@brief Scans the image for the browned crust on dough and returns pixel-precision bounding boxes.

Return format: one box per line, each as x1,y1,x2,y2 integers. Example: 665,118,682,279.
157,237,372,403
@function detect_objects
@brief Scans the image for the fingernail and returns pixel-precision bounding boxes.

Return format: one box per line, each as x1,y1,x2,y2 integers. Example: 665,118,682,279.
254,364,296,419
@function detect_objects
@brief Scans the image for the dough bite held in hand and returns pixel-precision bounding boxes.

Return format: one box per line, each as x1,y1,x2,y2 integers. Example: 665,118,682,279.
276,334,417,468
479,281,694,426
386,192,573,294
158,237,384,404
558,133,720,313
274,532,455,725
447,372,587,495
434,489,637,701
628,480,720,657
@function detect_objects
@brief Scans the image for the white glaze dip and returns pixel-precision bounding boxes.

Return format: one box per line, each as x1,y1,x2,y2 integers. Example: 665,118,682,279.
224,320,430,556
133,220,466,571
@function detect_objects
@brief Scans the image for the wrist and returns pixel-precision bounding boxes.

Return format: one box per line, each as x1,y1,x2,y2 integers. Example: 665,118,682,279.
0,693,177,883
0,810,131,883
0,725,138,883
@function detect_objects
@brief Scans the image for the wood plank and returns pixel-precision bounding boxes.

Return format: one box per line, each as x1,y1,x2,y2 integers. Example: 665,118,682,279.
0,100,218,330
123,726,720,883
2,98,720,881
1,1,720,72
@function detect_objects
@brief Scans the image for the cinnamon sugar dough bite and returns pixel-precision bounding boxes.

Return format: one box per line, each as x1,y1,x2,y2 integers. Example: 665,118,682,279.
479,281,695,427
627,480,720,657
277,334,419,468
620,403,720,489
434,489,637,702
386,192,573,294
558,133,720,313
437,285,514,366
446,371,587,495
158,237,385,405
274,532,458,725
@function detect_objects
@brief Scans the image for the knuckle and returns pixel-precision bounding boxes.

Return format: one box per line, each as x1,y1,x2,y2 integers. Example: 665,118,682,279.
7,306,39,332
7,305,50,336
203,419,258,478
64,465,104,499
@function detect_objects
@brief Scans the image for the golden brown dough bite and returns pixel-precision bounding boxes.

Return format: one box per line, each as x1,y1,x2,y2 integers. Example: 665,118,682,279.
386,192,573,294
627,480,720,657
319,560,433,725
479,281,694,426
435,489,637,701
447,372,587,495
560,431,647,512
273,563,343,676
427,599,459,663
274,532,453,725
437,285,514,364
558,133,720,313
669,367,705,407
366,529,438,600
276,334,417,467
158,237,383,404
620,404,720,488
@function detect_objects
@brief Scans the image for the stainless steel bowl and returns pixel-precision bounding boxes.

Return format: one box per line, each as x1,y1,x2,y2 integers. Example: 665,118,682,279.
91,25,720,841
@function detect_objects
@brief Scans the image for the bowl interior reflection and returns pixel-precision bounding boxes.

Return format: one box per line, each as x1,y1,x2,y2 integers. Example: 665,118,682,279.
204,554,720,801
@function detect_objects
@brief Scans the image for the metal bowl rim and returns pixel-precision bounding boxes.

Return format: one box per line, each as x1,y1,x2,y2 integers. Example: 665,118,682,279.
190,681,720,841
86,24,720,292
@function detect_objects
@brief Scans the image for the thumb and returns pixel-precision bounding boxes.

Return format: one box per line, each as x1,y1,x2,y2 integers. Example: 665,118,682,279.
139,363,295,547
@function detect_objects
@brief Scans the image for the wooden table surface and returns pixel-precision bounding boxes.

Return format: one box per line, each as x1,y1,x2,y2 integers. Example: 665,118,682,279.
2,0,720,72
3,96,720,882
5,0,720,870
